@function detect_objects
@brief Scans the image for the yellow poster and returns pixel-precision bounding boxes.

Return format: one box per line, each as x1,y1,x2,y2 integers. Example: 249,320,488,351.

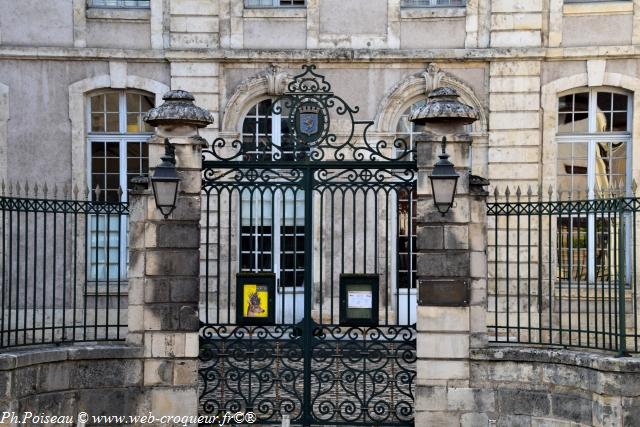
243,284,269,318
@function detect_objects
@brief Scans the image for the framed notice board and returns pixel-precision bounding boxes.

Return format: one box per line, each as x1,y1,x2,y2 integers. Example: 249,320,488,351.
339,274,379,327
236,273,276,326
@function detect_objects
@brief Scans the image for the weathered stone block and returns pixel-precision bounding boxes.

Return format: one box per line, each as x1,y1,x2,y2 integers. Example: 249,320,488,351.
497,389,550,416
173,360,198,386
498,414,532,427
38,362,70,393
448,387,495,412
444,225,468,250
461,412,490,427
77,388,141,417
179,305,200,331
418,333,469,359
145,250,199,276
417,225,444,250
417,306,469,332
418,359,469,380
156,223,200,249
551,393,592,425
417,252,470,277
144,360,173,385
71,360,143,389
14,366,38,398
150,387,198,417
415,385,447,411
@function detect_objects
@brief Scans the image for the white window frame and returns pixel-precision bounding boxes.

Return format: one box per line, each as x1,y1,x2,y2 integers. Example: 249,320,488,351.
244,0,306,8
401,0,466,8
238,99,305,293
87,0,150,8
555,87,633,284
86,90,153,281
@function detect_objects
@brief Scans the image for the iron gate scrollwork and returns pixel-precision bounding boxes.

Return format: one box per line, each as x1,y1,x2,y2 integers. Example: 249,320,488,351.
199,65,417,426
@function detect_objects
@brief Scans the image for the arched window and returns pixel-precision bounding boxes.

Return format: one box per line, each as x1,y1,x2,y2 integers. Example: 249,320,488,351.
557,88,632,197
87,90,154,281
556,88,633,284
88,90,154,202
240,98,304,289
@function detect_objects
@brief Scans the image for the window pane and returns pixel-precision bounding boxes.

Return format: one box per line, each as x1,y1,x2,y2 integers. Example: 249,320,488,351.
597,92,612,111
612,112,627,132
105,93,119,112
127,114,140,133
573,113,588,132
141,95,154,112
558,95,573,113
91,114,105,132
126,93,140,113
91,95,105,112
573,92,589,112
613,93,628,111
106,113,120,132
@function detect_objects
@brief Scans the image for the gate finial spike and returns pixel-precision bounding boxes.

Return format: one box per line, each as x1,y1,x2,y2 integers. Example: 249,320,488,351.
527,185,533,201
547,185,554,201
43,182,48,198
1,179,5,196
85,186,90,200
33,183,39,198
493,186,499,200
516,186,522,201
24,181,30,198
53,183,58,200
15,181,21,197
73,183,79,200
94,184,102,201
8,181,13,197
63,183,70,199
117,186,123,201
632,179,638,196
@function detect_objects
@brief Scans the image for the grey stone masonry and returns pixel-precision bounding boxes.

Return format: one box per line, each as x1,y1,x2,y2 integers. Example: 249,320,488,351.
413,87,490,426
126,90,211,424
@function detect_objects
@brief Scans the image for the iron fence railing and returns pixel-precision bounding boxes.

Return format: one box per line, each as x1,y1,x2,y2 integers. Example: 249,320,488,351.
0,186,129,348
487,186,639,355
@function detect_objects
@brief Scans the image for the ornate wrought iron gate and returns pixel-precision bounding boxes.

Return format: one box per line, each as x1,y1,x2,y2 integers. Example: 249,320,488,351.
199,66,416,426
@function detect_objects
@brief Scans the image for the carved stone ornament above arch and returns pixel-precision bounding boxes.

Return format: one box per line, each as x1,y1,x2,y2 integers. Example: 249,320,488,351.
374,64,488,135
221,65,294,133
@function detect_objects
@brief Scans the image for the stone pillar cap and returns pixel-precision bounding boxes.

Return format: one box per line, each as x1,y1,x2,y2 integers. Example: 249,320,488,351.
409,87,478,126
144,90,214,128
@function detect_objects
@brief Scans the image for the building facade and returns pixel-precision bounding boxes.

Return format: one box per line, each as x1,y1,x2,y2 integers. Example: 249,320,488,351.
1,0,640,425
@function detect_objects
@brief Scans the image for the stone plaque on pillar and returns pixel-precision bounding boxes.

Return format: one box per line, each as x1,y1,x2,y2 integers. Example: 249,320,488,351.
418,279,469,307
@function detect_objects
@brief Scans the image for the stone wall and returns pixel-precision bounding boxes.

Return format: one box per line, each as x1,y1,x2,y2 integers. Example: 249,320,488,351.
444,347,640,427
0,344,143,421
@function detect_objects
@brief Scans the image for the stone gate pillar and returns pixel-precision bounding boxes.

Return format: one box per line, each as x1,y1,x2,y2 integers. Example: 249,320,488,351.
411,88,491,426
127,90,213,423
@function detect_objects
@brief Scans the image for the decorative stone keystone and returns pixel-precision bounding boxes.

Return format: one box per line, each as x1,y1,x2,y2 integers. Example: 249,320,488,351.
127,90,212,423
411,87,490,426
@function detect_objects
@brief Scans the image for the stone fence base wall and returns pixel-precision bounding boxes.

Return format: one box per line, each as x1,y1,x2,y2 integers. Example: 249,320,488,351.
467,347,640,426
0,344,144,424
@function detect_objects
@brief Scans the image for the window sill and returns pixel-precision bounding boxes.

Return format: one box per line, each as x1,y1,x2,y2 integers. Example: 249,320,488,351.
243,8,307,19
86,8,151,22
86,282,129,296
563,1,633,16
400,7,466,19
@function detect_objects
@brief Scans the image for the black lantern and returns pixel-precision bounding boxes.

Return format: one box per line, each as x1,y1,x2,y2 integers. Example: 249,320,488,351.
151,138,181,218
429,137,459,216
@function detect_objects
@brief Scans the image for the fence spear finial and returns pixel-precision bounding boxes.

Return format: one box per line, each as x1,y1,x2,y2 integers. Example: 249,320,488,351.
15,181,21,197
516,186,522,202
33,183,39,198
53,183,58,200
505,186,511,202
633,179,638,196
94,184,102,201
493,186,499,201
527,185,533,202
63,183,70,199
117,186,123,201
548,185,553,201
73,183,79,200
1,179,5,196
43,182,48,198
24,181,29,198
